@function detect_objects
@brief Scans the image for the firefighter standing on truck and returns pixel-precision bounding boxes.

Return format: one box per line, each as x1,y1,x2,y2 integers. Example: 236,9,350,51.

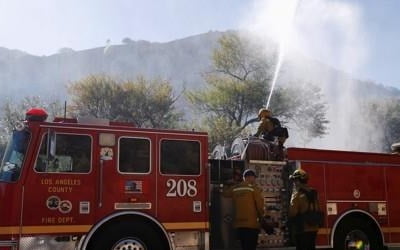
223,169,264,250
288,169,320,250
254,108,275,141
254,108,289,160
254,108,288,145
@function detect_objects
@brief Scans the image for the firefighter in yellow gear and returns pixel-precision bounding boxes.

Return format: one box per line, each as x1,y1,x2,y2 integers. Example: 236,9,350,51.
254,108,288,160
254,108,274,139
289,169,320,250
254,108,288,145
223,169,264,250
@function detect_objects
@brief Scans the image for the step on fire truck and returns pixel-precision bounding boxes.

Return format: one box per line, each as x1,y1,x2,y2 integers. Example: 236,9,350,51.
0,108,399,250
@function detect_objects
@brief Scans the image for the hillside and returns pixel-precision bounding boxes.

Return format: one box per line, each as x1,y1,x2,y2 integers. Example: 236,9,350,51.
1,30,400,152
0,31,224,101
1,30,399,103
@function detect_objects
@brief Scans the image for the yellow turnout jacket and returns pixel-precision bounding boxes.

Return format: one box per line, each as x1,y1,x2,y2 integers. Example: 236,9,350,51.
289,185,320,232
223,181,264,229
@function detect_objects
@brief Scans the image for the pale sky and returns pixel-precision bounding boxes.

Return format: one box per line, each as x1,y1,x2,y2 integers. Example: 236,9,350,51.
0,0,399,88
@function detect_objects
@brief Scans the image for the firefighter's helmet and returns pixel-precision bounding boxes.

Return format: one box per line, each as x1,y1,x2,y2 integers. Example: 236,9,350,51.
243,169,257,178
258,108,271,119
289,169,309,182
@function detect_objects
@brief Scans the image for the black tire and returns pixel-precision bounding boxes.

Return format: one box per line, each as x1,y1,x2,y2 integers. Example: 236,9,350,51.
333,217,383,250
87,221,168,250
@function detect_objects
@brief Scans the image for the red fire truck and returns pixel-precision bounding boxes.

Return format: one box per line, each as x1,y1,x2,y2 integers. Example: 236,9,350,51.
0,108,398,249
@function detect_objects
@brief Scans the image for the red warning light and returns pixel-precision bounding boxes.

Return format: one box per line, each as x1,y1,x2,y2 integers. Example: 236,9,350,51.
26,108,48,122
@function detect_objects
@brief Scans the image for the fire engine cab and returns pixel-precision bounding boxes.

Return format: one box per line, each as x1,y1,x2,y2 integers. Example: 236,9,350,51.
0,109,209,250
0,108,399,250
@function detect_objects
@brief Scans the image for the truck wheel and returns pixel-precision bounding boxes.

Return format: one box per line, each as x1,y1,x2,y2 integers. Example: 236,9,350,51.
87,221,167,250
333,218,382,250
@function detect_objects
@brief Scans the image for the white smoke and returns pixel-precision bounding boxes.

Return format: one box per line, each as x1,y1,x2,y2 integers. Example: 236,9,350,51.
103,39,112,55
240,0,380,151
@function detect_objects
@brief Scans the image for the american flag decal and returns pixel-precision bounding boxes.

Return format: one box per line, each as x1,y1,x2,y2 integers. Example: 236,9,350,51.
125,180,143,193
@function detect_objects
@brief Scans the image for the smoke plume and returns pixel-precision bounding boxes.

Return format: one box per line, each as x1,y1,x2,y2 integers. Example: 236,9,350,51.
240,0,381,151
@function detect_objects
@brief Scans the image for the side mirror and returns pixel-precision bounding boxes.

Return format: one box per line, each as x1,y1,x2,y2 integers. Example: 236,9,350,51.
46,130,56,160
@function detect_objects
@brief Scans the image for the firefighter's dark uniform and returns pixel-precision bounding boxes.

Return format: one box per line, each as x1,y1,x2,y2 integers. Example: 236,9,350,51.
254,117,274,139
223,180,264,250
254,108,288,149
254,116,288,160
289,185,319,250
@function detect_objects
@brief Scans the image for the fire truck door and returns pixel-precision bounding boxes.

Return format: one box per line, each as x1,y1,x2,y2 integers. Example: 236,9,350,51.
156,138,208,232
95,135,157,219
22,132,95,236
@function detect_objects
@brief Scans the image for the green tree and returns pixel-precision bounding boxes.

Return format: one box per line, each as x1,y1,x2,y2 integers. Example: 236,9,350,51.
121,77,183,128
282,84,329,145
68,75,123,119
187,32,328,148
1,96,63,134
364,98,400,152
0,139,5,159
0,96,64,157
383,100,400,150
68,75,183,128
187,33,271,146
122,37,134,44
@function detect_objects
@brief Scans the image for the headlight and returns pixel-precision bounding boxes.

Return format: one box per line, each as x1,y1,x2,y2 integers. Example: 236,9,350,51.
15,121,26,131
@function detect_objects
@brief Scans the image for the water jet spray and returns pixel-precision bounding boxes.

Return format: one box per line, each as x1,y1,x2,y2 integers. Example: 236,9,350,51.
265,0,300,109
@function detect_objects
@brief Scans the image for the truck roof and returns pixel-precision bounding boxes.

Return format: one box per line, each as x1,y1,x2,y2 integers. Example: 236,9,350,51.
287,147,400,165
28,118,208,137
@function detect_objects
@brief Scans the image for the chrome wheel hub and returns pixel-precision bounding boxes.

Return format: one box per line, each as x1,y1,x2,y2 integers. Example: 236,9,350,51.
345,230,370,250
112,238,146,250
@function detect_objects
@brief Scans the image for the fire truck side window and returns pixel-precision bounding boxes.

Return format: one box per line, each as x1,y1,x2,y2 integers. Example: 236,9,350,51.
35,133,92,173
160,140,200,175
118,137,150,173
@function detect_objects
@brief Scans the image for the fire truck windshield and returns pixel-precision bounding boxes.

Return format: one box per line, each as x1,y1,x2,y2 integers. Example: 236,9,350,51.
0,130,30,182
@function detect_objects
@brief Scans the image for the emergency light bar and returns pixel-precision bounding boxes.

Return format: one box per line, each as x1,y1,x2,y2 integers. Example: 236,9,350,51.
25,108,48,122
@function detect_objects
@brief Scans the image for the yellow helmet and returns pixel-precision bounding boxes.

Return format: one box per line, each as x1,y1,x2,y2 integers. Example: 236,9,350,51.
289,169,309,181
258,108,271,119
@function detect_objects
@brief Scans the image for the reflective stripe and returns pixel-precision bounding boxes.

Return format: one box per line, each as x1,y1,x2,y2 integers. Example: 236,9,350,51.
0,222,209,235
317,228,331,235
163,222,209,230
0,225,91,235
318,227,400,234
382,227,400,233
233,187,254,192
